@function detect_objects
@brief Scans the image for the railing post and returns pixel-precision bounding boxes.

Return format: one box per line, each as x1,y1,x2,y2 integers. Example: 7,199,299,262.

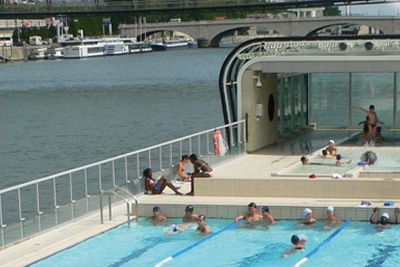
189,138,192,154
98,165,103,193
17,188,25,222
198,135,201,156
179,140,182,158
243,121,247,152
124,157,130,183
169,144,173,167
84,169,90,197
206,131,211,155
99,192,104,224
36,184,43,215
69,173,76,203
112,160,116,187
52,178,59,209
148,150,151,168
127,203,130,227
108,193,112,221
159,146,163,171
136,154,141,178
0,195,6,228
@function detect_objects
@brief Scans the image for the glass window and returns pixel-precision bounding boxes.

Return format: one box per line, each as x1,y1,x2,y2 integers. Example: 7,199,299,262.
351,73,394,128
310,73,349,127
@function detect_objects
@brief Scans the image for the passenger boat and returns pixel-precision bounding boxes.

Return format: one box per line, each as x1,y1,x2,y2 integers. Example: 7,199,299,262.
28,48,47,60
127,41,152,53
63,44,105,59
45,47,64,59
151,38,197,51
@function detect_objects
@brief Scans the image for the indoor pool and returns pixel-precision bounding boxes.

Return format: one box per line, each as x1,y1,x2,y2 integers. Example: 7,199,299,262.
281,147,400,176
30,219,400,267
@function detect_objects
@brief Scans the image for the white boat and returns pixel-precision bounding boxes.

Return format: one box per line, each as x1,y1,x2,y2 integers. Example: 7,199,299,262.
63,44,105,59
45,47,64,59
104,41,128,55
29,48,47,60
127,41,152,53
151,38,197,51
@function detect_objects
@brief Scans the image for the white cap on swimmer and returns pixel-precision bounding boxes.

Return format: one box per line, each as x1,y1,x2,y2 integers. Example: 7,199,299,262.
328,140,335,145
381,213,390,219
303,208,312,217
326,206,334,213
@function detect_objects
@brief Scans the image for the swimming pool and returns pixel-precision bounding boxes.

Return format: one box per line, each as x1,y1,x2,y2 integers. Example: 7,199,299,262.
30,219,400,267
277,146,400,177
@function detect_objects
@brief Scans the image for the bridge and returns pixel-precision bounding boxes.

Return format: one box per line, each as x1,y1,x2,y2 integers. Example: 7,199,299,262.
119,16,400,47
0,0,399,16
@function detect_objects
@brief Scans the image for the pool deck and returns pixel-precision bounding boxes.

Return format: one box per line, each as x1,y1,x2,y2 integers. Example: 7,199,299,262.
1,129,400,266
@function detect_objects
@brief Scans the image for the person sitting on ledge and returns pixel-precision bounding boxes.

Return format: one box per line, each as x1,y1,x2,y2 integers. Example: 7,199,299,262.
144,168,182,195
235,202,263,225
186,154,213,196
177,155,191,182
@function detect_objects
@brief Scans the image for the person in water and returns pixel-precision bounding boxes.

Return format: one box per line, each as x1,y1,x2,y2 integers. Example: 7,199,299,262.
370,207,399,227
196,215,211,234
186,154,213,195
150,206,167,225
177,155,191,182
301,156,333,166
143,168,182,195
301,208,317,225
326,140,337,157
325,206,341,228
335,154,351,166
235,202,263,224
182,205,198,223
283,234,307,257
261,206,276,226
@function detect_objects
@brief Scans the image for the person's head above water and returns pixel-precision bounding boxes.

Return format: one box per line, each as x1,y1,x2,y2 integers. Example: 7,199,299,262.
291,235,300,245
153,206,161,214
369,105,375,111
381,212,390,224
262,206,270,213
185,205,194,213
328,140,335,146
336,154,342,161
300,156,308,164
303,208,312,218
322,149,328,156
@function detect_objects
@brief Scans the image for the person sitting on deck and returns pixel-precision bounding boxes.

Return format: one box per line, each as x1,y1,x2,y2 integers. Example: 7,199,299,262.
234,202,263,225
150,206,168,225
144,168,182,195
196,215,212,234
301,208,317,226
182,205,198,223
261,206,276,227
327,140,337,157
177,155,191,182
370,207,399,231
186,154,213,196
335,154,352,167
283,234,307,257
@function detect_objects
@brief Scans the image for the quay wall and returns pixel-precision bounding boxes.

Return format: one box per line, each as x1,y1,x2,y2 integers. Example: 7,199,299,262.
0,46,29,61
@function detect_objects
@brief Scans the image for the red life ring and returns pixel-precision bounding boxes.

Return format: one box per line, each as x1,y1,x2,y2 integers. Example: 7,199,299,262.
213,130,228,156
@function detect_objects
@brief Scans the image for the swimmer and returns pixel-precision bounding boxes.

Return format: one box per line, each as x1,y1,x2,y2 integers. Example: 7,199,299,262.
327,140,337,157
301,156,334,166
370,207,399,229
324,206,341,229
321,149,332,159
261,206,276,226
335,154,352,166
301,208,317,226
150,206,167,225
182,205,198,223
234,202,263,224
196,215,211,234
283,234,307,257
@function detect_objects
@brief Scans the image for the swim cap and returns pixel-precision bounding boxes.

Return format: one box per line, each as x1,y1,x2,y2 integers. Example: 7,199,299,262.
153,206,160,213
326,206,334,213
262,206,270,213
185,205,194,212
248,202,257,208
303,208,312,217
198,215,206,221
381,213,390,219
328,140,335,145
291,235,300,245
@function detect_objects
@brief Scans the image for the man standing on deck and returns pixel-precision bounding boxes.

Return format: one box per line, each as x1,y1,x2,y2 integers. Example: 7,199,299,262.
353,105,381,143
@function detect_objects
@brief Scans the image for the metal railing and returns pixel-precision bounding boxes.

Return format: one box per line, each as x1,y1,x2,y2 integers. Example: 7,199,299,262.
0,120,246,248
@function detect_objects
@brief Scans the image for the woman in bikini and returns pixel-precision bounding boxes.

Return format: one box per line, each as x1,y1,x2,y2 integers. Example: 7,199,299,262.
143,168,182,195
177,155,191,182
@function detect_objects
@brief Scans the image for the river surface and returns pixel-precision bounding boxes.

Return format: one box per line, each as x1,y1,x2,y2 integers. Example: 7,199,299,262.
0,48,231,189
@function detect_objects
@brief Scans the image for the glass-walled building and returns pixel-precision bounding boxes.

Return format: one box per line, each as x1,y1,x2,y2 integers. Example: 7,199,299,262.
219,36,400,152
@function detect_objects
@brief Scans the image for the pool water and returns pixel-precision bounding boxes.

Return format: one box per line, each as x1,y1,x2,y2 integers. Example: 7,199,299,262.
30,219,400,267
283,147,400,176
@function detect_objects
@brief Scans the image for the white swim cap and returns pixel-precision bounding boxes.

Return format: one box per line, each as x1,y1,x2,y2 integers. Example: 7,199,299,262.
381,213,390,219
303,208,312,217
326,206,334,213
328,140,335,145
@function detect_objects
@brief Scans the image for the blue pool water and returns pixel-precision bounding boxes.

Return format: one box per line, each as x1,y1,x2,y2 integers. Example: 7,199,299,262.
30,219,400,267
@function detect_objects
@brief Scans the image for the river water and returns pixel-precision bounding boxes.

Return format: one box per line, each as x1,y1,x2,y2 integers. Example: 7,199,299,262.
0,48,231,189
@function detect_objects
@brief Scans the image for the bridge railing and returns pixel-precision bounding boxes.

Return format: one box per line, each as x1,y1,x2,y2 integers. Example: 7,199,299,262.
0,120,246,248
